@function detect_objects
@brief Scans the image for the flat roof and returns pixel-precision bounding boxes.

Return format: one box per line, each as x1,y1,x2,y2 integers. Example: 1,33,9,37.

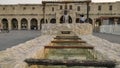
42,0,91,4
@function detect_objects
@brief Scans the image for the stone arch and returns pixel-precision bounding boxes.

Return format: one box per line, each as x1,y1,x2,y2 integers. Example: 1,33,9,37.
60,16,64,23
11,18,18,30
96,19,101,26
60,15,72,24
40,18,48,30
94,18,102,32
40,18,48,24
85,18,93,24
30,18,38,30
50,18,56,24
21,18,28,30
1,18,8,29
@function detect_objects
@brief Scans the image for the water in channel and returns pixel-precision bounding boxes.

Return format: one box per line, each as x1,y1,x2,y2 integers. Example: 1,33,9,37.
37,41,105,68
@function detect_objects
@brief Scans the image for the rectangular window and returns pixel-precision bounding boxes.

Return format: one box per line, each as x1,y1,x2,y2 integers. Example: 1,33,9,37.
65,5,67,9
69,5,72,10
52,7,54,11
77,6,80,11
23,7,26,10
109,5,112,11
60,5,62,10
3,7,5,10
98,5,101,11
32,7,35,10
13,7,15,10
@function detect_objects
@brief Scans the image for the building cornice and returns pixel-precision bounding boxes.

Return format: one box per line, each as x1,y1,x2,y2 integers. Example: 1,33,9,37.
0,4,42,6
42,0,91,4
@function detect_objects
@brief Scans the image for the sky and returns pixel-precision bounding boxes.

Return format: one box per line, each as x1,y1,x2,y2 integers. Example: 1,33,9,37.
0,0,119,4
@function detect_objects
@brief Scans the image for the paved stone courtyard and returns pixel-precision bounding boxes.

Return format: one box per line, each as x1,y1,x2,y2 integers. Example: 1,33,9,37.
0,30,41,51
0,30,120,51
93,32,120,44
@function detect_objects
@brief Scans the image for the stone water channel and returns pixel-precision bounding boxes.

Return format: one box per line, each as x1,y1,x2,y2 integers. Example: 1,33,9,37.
27,31,115,68
42,38,98,68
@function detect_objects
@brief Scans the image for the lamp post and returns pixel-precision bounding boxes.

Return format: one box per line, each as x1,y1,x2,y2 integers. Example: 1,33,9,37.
40,2,46,30
86,1,90,23
43,2,46,24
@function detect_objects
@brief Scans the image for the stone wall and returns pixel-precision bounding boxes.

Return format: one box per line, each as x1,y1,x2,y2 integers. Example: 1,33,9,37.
80,35,120,68
41,23,93,35
73,23,93,35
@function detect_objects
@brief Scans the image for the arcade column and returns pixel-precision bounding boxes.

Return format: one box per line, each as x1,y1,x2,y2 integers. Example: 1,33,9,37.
18,19,21,30
28,19,31,30
8,19,11,30
38,19,40,30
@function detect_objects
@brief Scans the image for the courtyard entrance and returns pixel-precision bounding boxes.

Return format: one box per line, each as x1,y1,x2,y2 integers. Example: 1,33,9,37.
21,18,28,30
11,18,18,30
2,19,8,30
60,15,72,24
30,18,38,30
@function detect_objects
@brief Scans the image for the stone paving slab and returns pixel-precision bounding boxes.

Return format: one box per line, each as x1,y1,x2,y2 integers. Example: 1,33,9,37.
93,32,120,44
0,30,41,51
0,35,54,68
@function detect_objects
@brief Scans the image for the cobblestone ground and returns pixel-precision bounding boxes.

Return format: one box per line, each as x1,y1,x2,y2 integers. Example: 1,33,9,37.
0,30,41,51
93,32,120,44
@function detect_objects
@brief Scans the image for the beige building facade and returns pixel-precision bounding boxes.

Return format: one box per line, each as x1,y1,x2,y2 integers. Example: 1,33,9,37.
0,0,120,30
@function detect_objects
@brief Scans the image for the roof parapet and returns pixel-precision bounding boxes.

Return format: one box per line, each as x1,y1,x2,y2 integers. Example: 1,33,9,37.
42,0,91,4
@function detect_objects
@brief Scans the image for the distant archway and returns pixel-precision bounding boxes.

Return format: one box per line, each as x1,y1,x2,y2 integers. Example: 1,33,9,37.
96,19,101,26
2,18,8,29
11,18,18,30
40,18,48,24
50,18,56,24
109,18,114,25
60,15,72,24
94,18,102,32
85,18,93,24
40,18,48,30
30,18,38,30
21,18,28,30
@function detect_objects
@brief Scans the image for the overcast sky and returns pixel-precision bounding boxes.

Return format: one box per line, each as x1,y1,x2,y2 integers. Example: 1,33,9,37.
0,0,119,4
